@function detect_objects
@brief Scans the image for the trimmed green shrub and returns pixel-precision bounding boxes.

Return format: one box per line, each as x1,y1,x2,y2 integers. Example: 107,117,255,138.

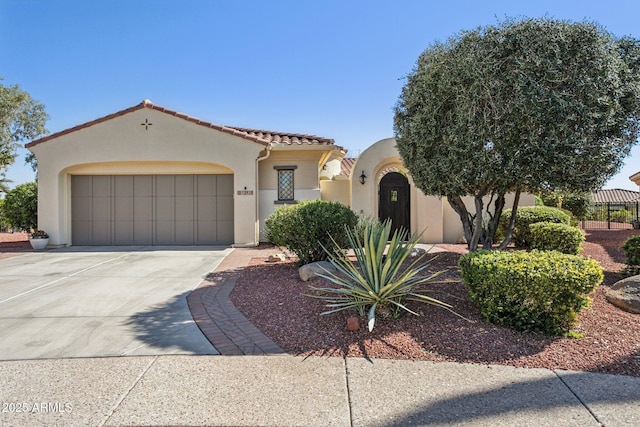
265,200,358,265
499,206,571,247
622,236,640,266
459,250,603,335
529,222,585,255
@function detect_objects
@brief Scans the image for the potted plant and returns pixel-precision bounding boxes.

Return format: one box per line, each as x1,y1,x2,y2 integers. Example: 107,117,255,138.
29,230,49,250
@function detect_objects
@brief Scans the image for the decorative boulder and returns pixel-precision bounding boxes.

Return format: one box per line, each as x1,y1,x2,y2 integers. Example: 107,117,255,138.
606,275,640,314
299,261,336,282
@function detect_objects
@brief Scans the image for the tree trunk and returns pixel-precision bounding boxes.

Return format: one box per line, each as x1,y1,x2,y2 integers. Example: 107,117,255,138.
469,196,484,251
447,195,473,248
482,193,506,249
498,187,521,250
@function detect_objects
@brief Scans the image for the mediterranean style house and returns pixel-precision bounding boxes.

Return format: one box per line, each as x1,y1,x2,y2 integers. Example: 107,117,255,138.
26,100,533,247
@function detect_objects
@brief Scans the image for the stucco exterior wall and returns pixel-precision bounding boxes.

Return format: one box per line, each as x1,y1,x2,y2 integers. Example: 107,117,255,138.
29,108,265,247
351,137,536,244
258,150,324,190
320,179,350,206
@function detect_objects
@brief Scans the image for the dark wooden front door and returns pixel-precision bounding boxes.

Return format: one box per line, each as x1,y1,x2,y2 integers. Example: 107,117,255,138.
378,172,410,236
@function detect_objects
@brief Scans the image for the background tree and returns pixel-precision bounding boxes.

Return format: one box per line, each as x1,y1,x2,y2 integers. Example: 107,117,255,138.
0,80,48,192
540,190,593,221
3,181,38,231
394,18,640,251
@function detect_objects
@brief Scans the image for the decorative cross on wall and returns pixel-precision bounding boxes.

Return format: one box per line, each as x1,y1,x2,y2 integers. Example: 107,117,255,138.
140,118,153,130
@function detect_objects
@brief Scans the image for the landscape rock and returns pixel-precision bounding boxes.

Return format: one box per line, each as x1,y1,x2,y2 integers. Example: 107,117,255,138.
606,275,640,314
409,247,426,257
347,316,360,331
299,261,336,282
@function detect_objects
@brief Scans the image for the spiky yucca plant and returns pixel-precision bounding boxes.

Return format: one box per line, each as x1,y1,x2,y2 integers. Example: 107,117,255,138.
309,219,454,331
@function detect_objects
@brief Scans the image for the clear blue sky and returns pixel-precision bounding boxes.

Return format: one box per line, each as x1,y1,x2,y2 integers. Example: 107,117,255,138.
2,0,639,190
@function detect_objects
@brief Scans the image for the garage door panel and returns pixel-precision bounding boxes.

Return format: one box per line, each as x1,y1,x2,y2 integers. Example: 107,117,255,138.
196,221,216,243
217,220,234,243
72,221,91,245
92,197,111,221
72,175,92,194
72,174,233,245
72,196,91,218
175,196,194,220
155,175,175,196
92,176,111,194
113,221,132,244
114,176,134,197
134,176,153,196
156,221,175,244
114,197,133,219
217,175,233,196
175,175,194,196
197,197,215,219
156,197,175,221
217,196,234,221
91,221,111,245
197,175,217,196
133,221,152,245
175,221,194,244
134,197,152,220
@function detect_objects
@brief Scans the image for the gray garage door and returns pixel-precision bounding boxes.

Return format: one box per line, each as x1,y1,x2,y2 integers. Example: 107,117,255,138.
71,175,234,245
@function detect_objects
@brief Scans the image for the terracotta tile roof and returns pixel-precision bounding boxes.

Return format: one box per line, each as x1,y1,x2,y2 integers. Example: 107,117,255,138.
339,157,357,177
592,188,640,204
26,100,336,150
232,127,335,146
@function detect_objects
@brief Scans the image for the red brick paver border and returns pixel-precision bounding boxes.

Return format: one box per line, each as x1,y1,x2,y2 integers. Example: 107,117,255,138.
187,247,285,356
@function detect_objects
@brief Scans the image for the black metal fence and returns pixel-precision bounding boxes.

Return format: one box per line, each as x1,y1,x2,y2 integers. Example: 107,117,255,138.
581,201,640,230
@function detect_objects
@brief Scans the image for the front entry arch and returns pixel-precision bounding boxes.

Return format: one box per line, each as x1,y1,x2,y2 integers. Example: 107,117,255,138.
378,172,410,236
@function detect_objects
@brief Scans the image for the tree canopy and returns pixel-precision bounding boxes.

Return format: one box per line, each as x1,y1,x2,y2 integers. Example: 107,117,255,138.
2,181,38,231
394,18,640,251
0,80,48,192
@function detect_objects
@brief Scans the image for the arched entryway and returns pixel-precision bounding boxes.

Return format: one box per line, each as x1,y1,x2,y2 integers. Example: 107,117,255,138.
378,172,410,236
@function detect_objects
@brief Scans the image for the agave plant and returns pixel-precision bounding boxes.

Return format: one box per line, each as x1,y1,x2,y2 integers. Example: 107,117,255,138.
309,219,455,331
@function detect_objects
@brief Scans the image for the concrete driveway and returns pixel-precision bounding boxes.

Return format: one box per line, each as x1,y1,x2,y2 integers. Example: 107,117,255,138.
0,246,232,360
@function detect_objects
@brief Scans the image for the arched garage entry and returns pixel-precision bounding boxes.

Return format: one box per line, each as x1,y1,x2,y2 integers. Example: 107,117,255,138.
378,172,410,236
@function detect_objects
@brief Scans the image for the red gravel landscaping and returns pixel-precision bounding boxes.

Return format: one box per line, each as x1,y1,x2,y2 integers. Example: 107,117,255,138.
230,229,640,377
0,232,31,259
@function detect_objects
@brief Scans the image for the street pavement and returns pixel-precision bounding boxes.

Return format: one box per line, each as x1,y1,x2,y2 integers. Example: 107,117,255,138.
1,355,639,426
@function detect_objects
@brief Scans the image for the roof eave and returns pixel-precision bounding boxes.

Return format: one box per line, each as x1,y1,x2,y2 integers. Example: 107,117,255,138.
26,100,271,149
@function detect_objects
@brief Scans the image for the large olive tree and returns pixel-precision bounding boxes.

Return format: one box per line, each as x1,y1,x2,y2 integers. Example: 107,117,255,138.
394,18,640,251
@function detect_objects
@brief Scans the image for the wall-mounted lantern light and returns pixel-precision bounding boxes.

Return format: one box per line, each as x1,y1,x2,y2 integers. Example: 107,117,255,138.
359,170,366,185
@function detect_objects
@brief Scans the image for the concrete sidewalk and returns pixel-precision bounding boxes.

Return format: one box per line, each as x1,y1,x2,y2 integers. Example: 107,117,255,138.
1,355,638,426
